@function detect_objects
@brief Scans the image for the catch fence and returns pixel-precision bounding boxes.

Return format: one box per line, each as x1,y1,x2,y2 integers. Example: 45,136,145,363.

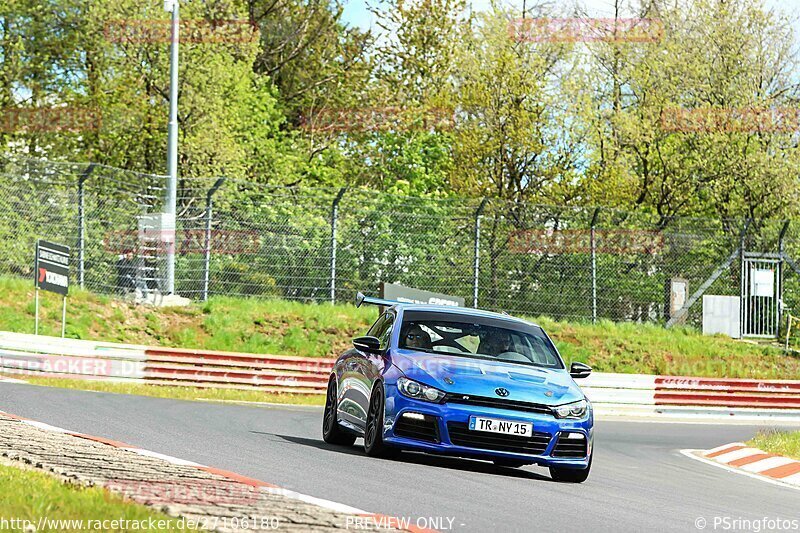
3,156,800,331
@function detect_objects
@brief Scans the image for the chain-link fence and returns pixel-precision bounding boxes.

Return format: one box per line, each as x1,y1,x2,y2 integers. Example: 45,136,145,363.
3,156,800,330
0,158,167,298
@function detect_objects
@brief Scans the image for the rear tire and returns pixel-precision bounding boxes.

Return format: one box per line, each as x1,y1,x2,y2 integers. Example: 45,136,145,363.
549,456,591,483
364,384,399,458
322,377,356,446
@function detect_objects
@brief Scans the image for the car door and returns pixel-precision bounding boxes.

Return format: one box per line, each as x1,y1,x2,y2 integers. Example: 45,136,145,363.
364,309,395,399
353,311,394,424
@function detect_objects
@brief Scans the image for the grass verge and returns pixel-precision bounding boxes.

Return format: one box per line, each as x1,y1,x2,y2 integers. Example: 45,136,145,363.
536,317,800,380
0,277,374,357
1,275,799,379
0,462,194,532
748,430,800,461
15,377,325,407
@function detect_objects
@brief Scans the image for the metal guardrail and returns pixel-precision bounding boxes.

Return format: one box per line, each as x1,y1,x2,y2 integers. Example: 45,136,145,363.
653,376,800,408
0,332,147,381
559,373,800,410
143,347,332,393
2,332,800,407
0,332,331,394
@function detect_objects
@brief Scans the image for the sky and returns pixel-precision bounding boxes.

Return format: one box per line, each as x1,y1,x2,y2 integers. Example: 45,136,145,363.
341,0,800,37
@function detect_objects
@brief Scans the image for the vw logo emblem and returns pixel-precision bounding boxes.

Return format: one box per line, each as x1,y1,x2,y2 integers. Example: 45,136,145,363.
495,387,510,397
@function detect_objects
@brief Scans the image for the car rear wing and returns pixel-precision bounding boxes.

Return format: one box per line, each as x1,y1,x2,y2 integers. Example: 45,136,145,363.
355,291,398,308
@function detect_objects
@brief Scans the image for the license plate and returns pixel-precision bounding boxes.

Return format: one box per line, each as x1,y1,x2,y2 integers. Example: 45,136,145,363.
468,416,532,437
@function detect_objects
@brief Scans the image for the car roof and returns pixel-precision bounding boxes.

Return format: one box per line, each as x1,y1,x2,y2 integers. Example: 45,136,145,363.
391,303,539,327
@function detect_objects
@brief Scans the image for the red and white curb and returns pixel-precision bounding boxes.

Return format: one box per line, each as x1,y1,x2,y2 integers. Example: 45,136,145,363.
681,442,800,490
0,409,436,533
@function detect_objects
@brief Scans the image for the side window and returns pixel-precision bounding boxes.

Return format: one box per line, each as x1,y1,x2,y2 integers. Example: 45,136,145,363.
367,314,387,337
367,312,394,350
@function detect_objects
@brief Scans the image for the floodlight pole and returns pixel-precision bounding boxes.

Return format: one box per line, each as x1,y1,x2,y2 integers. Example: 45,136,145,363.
165,0,179,295
590,207,601,323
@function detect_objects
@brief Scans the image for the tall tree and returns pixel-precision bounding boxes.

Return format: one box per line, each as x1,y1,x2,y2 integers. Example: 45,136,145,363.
577,0,800,219
450,6,584,202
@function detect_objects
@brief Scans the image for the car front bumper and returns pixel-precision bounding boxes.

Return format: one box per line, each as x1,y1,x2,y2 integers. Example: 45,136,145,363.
383,389,593,469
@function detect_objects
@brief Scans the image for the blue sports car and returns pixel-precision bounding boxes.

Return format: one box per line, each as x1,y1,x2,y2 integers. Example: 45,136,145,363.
322,293,594,483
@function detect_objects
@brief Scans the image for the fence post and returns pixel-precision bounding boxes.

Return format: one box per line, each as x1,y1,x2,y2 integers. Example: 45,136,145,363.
739,218,753,338
779,220,790,257
778,220,790,337
590,207,601,323
473,198,489,308
77,163,96,290
330,188,347,303
202,177,226,301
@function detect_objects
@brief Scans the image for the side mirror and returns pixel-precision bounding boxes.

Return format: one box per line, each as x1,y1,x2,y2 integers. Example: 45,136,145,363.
569,362,592,379
353,336,382,354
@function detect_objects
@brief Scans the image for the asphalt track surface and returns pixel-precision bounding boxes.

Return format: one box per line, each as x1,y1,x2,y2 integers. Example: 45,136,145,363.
1,382,798,532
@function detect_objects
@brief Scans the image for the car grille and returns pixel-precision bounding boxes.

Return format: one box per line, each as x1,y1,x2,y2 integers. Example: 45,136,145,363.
443,393,553,416
551,435,588,458
446,422,551,455
394,415,440,443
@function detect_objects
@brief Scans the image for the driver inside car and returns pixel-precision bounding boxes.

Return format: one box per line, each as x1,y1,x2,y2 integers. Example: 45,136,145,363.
403,324,432,350
479,329,514,356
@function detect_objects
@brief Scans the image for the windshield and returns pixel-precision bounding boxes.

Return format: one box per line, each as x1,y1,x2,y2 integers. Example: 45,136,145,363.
399,311,563,368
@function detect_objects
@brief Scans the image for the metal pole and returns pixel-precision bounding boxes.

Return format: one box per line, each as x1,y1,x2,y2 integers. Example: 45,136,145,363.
330,188,347,303
203,199,212,302
779,220,790,257
61,297,66,338
473,198,488,308
739,219,752,338
34,288,39,335
779,220,790,339
165,0,180,295
77,163,96,290
203,178,225,301
590,208,601,323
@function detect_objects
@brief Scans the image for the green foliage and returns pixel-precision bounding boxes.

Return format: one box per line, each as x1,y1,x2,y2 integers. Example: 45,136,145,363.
0,463,192,531
3,0,799,219
576,0,800,219
748,430,800,461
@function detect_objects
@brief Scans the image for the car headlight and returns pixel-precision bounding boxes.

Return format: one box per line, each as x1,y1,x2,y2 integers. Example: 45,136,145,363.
397,377,445,403
553,399,589,419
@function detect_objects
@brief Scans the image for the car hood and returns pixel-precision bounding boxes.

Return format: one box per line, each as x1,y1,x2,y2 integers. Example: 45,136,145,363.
391,350,584,406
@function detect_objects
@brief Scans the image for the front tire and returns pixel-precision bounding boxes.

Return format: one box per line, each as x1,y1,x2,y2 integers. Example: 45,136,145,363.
549,456,591,483
322,377,356,446
364,383,399,458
